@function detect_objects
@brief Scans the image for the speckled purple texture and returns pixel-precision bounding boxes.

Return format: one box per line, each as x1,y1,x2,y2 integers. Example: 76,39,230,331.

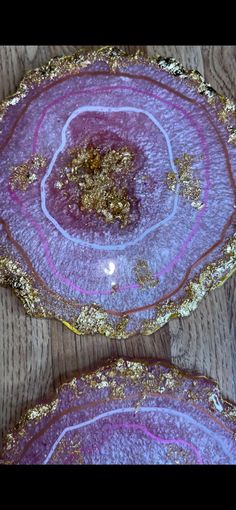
0,51,236,334
1,359,235,464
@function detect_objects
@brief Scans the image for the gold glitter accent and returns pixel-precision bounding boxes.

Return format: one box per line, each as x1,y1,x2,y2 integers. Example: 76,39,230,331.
149,55,187,77
5,433,16,451
82,359,181,400
82,369,110,389
82,369,126,399
48,437,67,464
74,304,129,338
218,97,236,123
166,153,203,210
64,377,83,399
115,359,147,380
187,70,216,101
158,369,181,391
3,398,59,453
222,405,236,423
9,155,47,191
134,259,159,289
110,384,126,399
25,400,58,421
0,83,28,122
55,180,63,189
186,390,198,401
61,146,134,227
49,436,84,464
166,444,189,464
0,257,44,315
96,46,128,72
14,399,59,434
227,125,236,145
67,443,84,465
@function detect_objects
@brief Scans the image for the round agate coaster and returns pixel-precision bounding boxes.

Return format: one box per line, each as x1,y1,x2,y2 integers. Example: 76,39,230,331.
0,47,236,338
1,359,235,465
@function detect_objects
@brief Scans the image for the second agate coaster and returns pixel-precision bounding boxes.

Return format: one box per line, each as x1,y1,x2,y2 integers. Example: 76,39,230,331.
0,47,236,338
0,359,236,465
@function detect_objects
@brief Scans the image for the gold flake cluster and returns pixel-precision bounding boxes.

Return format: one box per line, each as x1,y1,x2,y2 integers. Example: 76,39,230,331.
58,146,134,227
218,97,236,123
166,153,203,210
9,155,47,191
0,257,43,315
74,304,129,338
14,400,59,434
134,259,159,289
227,125,236,146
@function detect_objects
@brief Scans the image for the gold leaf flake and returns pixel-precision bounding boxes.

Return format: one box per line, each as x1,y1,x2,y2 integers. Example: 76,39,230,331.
134,259,159,289
9,155,47,191
166,153,203,210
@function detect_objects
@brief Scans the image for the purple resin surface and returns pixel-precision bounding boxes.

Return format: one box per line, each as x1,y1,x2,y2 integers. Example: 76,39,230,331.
1,359,236,465
0,47,236,338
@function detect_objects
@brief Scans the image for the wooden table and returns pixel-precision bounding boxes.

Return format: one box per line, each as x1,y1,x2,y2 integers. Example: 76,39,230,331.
0,45,236,449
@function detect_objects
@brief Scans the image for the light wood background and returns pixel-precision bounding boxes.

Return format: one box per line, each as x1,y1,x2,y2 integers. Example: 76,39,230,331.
0,46,236,450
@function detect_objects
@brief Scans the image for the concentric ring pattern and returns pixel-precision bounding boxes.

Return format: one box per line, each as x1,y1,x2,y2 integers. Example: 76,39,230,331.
0,47,235,338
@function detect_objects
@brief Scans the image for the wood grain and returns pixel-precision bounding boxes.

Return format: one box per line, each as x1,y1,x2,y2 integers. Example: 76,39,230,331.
0,46,235,449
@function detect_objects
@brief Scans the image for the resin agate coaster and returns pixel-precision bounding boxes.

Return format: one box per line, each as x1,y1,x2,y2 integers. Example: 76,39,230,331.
0,47,236,338
1,359,236,465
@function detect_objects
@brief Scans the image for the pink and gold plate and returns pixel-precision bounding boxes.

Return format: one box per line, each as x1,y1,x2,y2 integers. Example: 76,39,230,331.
0,47,235,338
0,359,235,465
